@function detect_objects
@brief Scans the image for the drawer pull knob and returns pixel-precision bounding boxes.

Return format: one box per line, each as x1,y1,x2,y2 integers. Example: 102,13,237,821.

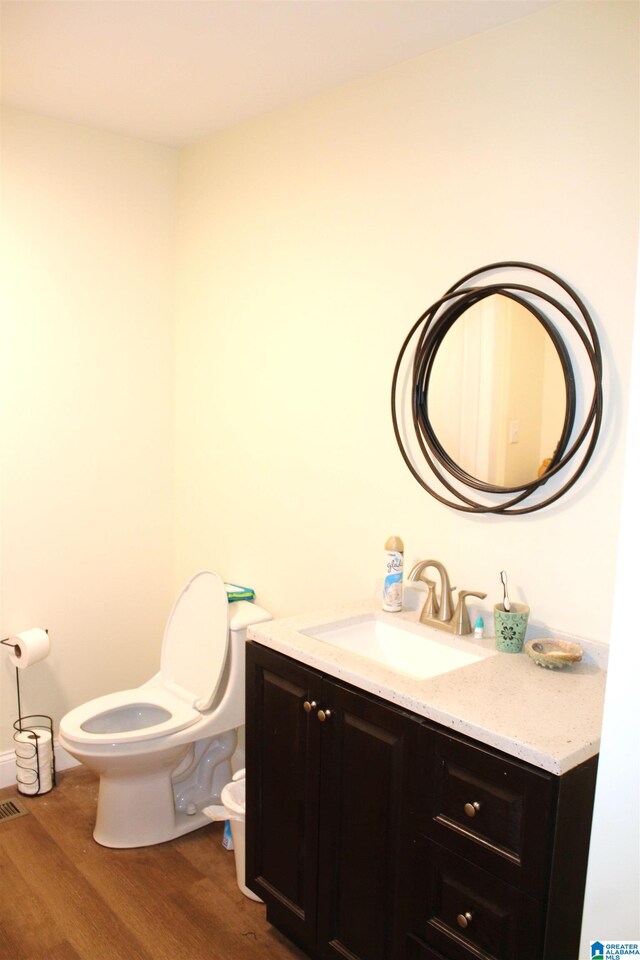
317,709,332,722
456,912,473,929
464,801,481,818
303,700,317,713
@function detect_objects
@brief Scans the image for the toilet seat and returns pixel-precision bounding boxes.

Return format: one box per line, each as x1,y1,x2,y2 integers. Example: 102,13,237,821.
60,571,230,748
60,687,201,746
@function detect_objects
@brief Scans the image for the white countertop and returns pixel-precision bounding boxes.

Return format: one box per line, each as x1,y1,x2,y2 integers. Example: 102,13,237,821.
247,597,607,775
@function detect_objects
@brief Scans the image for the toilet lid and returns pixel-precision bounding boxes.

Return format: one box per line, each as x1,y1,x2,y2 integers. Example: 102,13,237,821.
160,571,229,711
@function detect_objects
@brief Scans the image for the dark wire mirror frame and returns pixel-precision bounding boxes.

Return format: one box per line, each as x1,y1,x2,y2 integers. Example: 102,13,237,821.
391,261,603,515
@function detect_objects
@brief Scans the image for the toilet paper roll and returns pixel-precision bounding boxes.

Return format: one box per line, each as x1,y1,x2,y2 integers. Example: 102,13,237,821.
15,728,53,759
8,628,50,669
15,728,53,795
18,769,53,795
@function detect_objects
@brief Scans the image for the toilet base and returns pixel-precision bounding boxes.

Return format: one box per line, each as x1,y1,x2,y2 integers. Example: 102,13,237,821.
87,731,240,848
94,783,214,848
92,743,188,847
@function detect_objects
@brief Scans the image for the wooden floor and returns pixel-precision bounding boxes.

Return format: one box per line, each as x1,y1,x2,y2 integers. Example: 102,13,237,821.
0,766,307,960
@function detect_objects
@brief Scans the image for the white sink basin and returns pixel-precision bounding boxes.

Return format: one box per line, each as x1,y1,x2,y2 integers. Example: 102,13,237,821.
301,614,487,680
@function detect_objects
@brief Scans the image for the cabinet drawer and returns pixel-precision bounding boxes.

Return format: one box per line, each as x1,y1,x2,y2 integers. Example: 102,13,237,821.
406,933,448,960
419,726,554,894
409,838,543,960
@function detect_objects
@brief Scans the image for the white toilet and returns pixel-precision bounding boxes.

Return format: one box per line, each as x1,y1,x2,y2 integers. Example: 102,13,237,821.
58,571,271,848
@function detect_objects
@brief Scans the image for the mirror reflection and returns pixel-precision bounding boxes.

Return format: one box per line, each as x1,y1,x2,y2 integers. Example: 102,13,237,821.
428,295,566,488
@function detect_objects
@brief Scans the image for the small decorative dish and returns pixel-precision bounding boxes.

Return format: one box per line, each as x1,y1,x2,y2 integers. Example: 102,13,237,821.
524,638,584,669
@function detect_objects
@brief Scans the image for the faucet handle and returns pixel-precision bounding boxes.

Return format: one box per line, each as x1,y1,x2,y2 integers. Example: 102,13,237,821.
452,590,487,636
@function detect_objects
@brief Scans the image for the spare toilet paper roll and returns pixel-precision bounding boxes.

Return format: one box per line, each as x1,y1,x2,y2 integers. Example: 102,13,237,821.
8,628,50,669
14,728,53,759
15,729,53,795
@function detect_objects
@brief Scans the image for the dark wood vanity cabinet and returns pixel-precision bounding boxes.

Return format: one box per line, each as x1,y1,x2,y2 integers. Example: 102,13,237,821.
245,642,597,960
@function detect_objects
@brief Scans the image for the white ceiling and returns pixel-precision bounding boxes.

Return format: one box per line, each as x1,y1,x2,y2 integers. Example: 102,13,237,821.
1,0,556,148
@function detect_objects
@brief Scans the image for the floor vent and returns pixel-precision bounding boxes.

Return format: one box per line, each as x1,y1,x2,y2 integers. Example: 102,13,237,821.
0,797,29,823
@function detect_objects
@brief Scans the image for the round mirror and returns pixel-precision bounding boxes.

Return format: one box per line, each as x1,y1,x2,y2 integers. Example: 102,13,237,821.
427,294,568,489
391,262,602,515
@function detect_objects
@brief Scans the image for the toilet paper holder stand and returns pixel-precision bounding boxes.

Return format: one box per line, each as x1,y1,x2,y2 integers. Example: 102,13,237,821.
2,635,57,796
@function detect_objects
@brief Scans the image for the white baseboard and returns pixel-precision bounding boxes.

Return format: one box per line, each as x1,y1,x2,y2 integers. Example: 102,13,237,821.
0,741,80,790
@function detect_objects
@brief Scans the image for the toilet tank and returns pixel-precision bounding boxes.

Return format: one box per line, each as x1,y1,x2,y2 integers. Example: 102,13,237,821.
229,600,272,637
206,600,272,715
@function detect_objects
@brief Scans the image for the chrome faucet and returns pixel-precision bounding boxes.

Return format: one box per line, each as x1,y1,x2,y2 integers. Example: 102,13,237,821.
407,559,486,636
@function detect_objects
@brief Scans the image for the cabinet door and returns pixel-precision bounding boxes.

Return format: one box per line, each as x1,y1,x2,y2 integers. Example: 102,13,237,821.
246,642,322,953
316,679,412,960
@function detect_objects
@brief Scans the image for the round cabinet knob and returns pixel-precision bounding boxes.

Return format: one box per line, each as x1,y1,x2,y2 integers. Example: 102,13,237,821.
456,912,473,929
317,709,332,723
464,801,481,818
303,700,317,713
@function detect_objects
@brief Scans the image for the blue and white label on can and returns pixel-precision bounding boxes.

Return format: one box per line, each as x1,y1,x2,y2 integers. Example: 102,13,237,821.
222,820,234,850
383,551,403,611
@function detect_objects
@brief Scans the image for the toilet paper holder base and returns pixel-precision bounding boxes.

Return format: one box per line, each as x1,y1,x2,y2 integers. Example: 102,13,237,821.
13,716,56,796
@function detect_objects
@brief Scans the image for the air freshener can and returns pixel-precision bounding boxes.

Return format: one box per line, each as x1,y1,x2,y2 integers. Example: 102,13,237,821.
382,536,404,612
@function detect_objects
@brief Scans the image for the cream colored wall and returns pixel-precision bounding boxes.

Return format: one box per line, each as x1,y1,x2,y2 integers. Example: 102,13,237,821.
581,244,640,950
174,2,639,644
0,109,177,753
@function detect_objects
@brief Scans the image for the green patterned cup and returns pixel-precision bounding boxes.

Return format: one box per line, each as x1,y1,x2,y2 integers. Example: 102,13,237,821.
494,603,530,653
